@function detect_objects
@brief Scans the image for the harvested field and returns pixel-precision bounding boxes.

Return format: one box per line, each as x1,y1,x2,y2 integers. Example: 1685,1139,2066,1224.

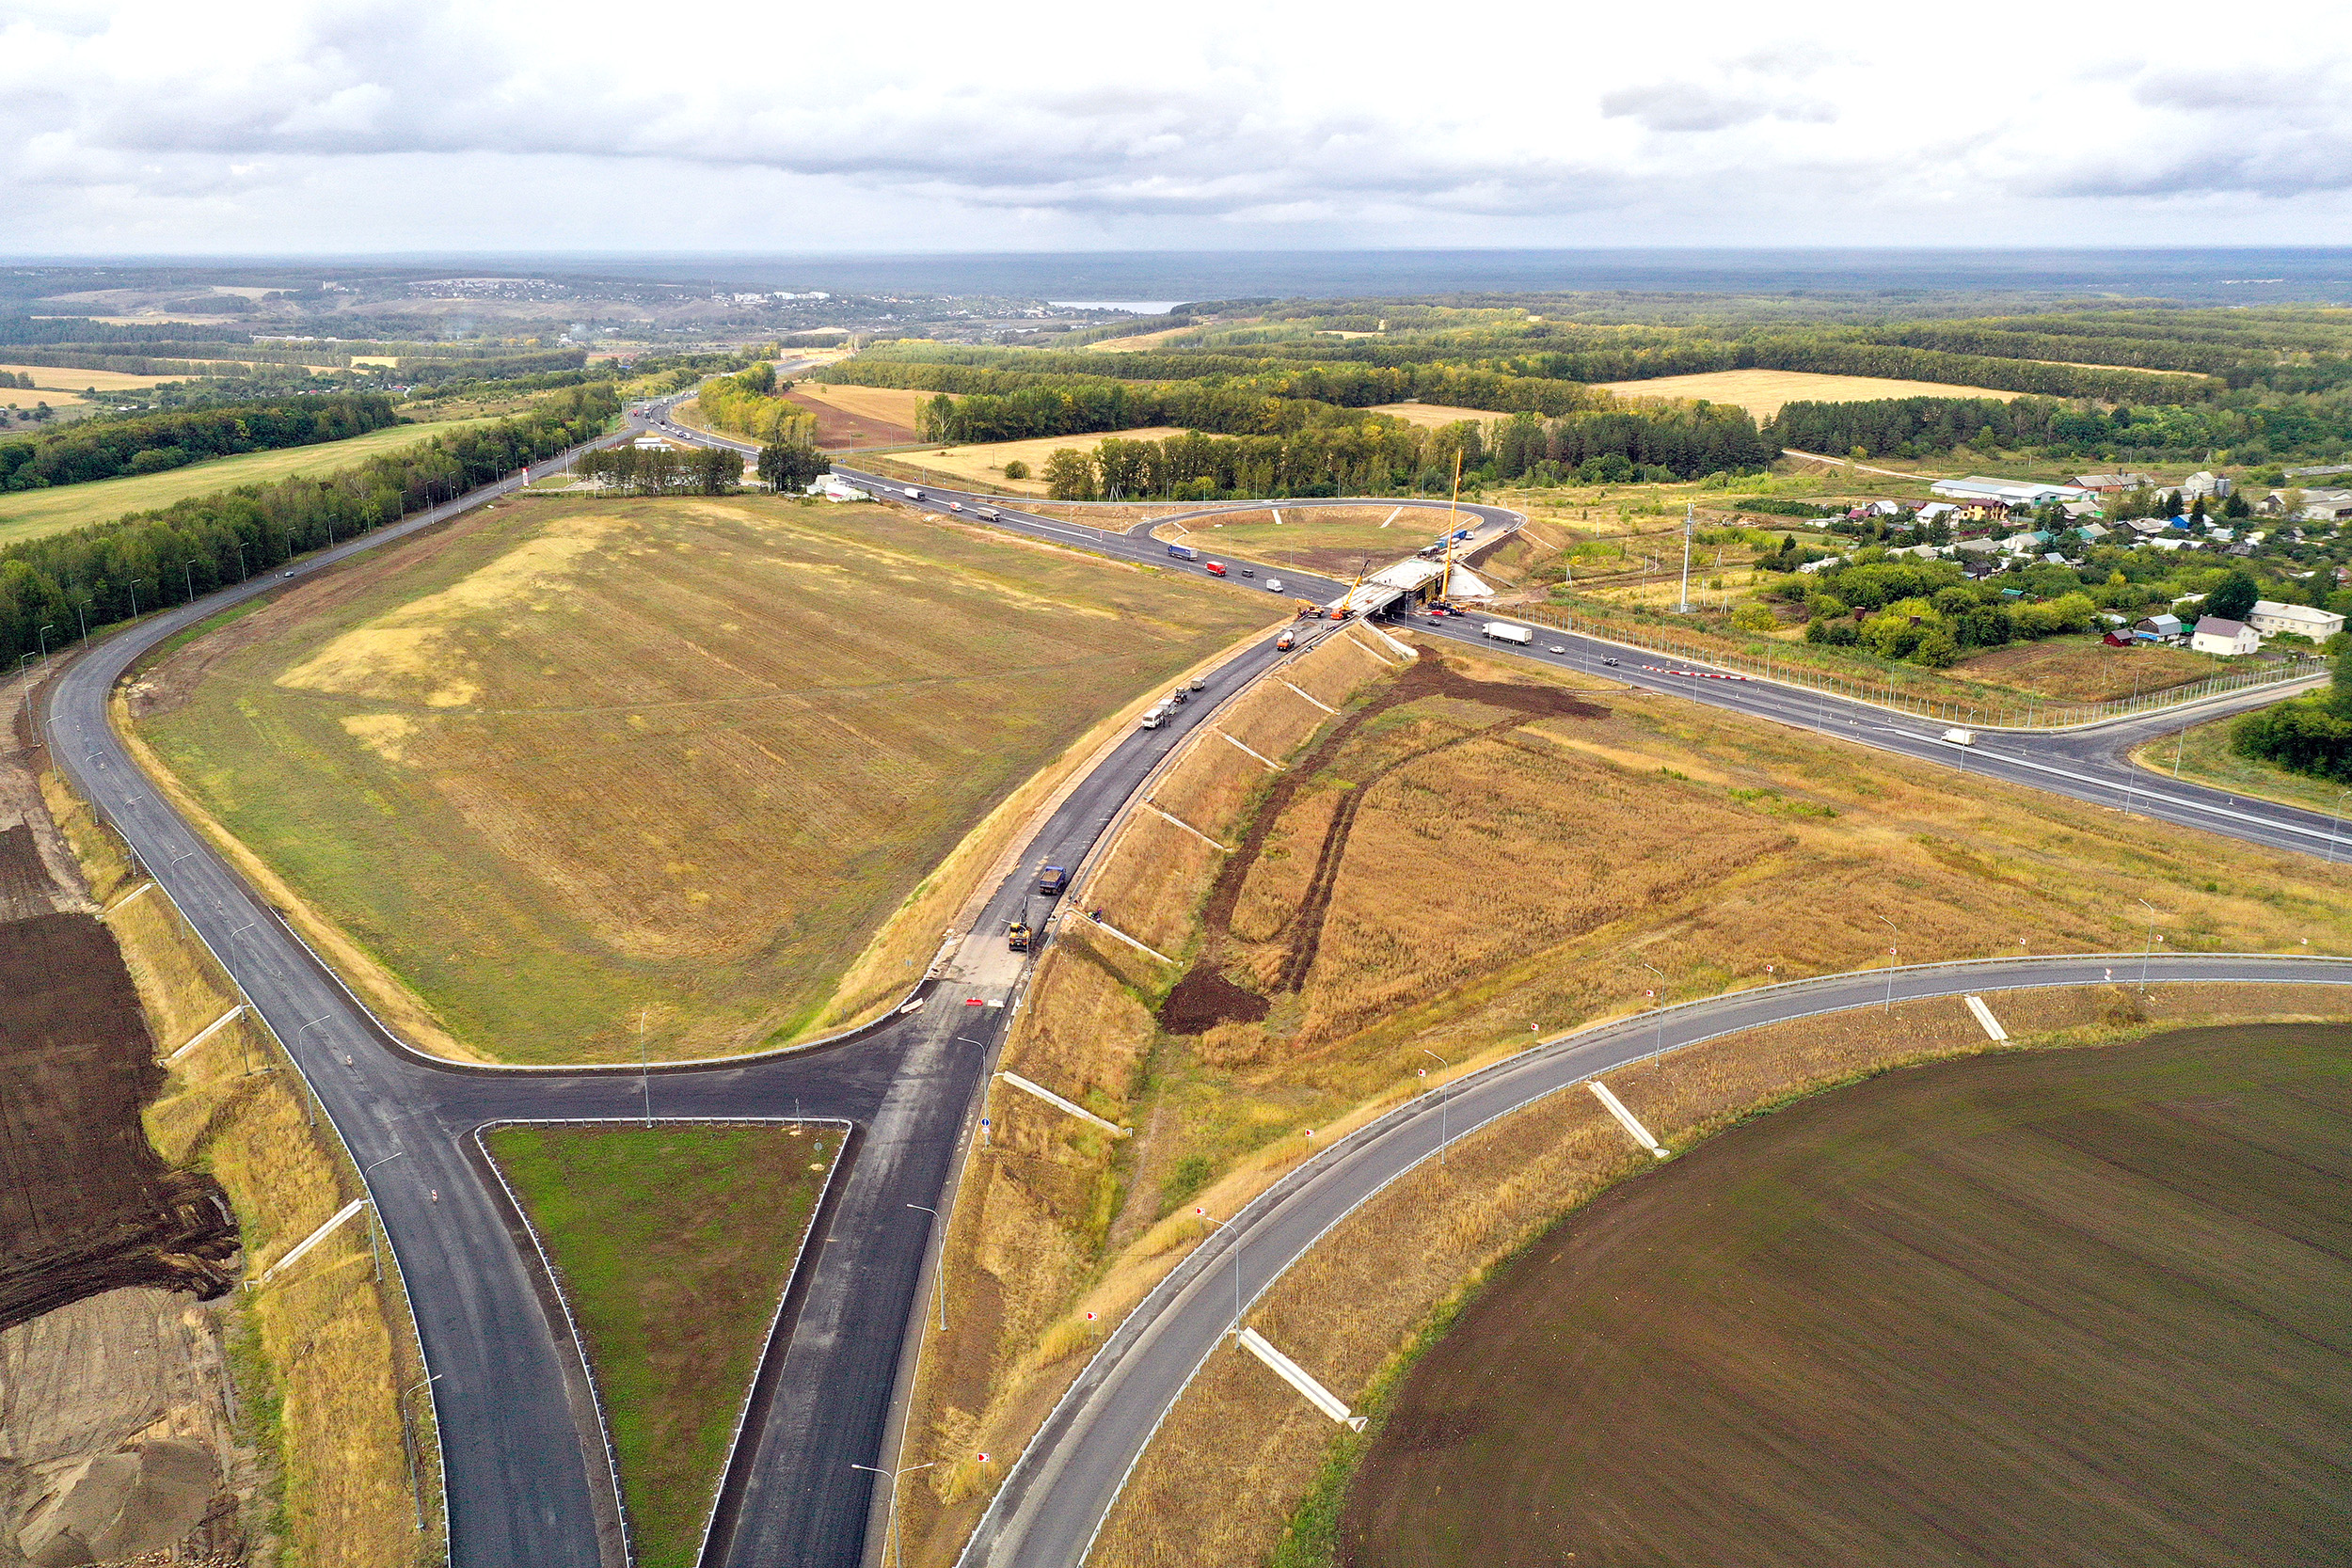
784,383,930,448
1594,368,2025,418
882,428,1192,497
1953,635,2218,702
0,363,190,398
135,495,1275,1063
0,415,501,547
1343,1022,2352,1568
1365,403,1518,430
487,1123,836,1568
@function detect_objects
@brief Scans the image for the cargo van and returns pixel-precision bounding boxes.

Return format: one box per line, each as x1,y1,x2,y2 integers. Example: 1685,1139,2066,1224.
1266,578,1283,593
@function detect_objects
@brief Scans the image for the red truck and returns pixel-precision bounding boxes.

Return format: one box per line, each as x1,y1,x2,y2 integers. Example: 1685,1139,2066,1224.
1204,562,1227,577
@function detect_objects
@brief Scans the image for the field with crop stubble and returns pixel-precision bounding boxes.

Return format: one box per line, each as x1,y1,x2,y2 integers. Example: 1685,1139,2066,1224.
132,494,1276,1063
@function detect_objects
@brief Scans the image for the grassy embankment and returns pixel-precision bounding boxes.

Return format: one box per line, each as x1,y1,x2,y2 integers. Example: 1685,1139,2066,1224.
0,416,502,547
892,634,2352,1567
485,1123,836,1568
41,770,435,1568
2134,711,2352,817
133,494,1279,1064
1108,1005,2352,1568
1332,1021,2352,1568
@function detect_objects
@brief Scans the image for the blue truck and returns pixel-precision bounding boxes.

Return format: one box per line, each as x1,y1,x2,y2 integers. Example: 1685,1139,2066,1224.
1168,543,1198,561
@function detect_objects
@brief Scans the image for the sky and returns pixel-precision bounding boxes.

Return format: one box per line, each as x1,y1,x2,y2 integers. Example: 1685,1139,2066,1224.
6,0,2351,256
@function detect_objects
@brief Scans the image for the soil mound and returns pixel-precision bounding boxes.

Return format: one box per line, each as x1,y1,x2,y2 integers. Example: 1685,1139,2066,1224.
1159,964,1272,1034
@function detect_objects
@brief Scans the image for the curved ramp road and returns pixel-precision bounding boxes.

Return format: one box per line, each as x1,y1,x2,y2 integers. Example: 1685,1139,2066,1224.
41,411,1310,1568
957,951,2352,1568
39,390,2351,1568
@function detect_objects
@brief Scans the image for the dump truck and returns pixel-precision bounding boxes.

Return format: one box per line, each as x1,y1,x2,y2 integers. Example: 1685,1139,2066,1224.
1037,865,1070,897
1007,920,1031,952
1482,622,1533,645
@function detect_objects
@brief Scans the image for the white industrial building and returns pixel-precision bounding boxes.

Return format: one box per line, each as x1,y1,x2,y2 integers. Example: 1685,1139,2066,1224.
1929,476,2096,506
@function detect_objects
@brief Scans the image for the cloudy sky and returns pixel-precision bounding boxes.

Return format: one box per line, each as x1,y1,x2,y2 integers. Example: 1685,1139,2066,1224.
6,0,2350,255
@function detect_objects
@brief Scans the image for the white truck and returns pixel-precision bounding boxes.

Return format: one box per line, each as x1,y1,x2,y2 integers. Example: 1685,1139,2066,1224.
1481,622,1534,646
1265,578,1283,593
904,486,924,500
1140,701,1175,730
1941,727,1977,747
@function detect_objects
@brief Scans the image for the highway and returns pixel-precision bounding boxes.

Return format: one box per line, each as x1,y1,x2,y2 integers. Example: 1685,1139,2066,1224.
38,394,2351,1568
40,410,1316,1568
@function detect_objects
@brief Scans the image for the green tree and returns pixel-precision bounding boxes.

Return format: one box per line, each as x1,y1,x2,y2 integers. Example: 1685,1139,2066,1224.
756,439,825,490
2206,570,2260,622
1041,447,1097,500
1002,459,1029,480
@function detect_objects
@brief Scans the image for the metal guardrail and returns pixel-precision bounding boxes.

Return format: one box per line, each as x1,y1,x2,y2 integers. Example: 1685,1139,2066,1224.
1518,602,2328,731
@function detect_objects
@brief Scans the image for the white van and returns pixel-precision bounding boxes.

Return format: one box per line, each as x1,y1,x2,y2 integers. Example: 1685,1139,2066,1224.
1266,578,1283,593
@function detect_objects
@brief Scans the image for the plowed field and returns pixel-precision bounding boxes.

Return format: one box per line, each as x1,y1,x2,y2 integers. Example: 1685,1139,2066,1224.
1343,1022,2352,1568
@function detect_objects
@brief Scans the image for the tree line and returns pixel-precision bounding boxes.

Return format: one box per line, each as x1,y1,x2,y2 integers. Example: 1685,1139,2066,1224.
0,372,32,389
691,361,818,444
574,443,745,495
0,384,617,667
1034,401,1772,500
0,394,399,490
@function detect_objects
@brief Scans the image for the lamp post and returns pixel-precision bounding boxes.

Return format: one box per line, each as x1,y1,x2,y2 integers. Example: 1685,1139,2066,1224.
183,562,196,603
1194,1207,1243,1330
849,1462,935,1568
360,1150,405,1283
1640,960,1665,1055
906,1203,948,1331
400,1372,442,1532
2137,897,2159,994
1878,915,1899,1012
1418,1049,1450,1165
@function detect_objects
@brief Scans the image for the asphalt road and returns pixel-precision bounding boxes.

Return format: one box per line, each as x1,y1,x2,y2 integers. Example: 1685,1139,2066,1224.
39,413,1313,1568
41,401,2352,1568
956,949,2352,1568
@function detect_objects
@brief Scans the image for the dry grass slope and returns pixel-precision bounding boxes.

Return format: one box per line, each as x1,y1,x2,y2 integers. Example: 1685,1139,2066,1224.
135,495,1275,1063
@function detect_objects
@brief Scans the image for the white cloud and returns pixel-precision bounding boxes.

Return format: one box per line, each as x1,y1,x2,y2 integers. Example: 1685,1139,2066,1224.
3,0,2350,252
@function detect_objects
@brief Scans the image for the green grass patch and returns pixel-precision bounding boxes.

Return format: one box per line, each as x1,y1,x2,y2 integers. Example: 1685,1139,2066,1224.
2137,710,2352,817
485,1121,838,1568
0,417,501,546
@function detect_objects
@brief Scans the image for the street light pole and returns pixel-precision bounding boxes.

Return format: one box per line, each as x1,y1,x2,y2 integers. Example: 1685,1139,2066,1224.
1877,915,1899,1012
906,1203,948,1331
849,1462,935,1568
1640,960,1665,1055
1418,1049,1450,1165
400,1372,442,1532
360,1150,405,1283
2137,897,2158,994
1194,1207,1243,1330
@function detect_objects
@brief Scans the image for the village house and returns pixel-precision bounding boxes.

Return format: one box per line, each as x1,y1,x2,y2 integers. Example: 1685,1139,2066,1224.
2190,616,2263,657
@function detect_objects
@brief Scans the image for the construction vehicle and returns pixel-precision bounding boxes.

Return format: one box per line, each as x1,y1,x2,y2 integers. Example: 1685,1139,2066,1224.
1007,919,1031,952
1037,865,1070,897
1276,629,1296,651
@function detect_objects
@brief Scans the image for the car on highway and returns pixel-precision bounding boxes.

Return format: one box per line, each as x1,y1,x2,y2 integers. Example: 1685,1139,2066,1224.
1188,676,1206,690
1239,566,1254,578
1601,656,1620,666
1545,644,1568,655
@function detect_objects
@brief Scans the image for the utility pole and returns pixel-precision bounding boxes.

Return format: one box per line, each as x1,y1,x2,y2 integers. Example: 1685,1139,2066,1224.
1676,502,1694,613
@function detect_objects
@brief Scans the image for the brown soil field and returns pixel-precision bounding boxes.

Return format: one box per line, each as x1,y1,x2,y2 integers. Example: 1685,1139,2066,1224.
897,634,2352,1568
784,382,930,448
0,829,237,1332
1953,635,2220,703
1343,1022,2352,1568
133,494,1275,1064
1595,368,2026,418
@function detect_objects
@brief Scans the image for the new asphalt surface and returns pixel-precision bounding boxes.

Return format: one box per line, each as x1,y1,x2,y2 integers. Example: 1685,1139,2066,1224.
37,399,2352,1568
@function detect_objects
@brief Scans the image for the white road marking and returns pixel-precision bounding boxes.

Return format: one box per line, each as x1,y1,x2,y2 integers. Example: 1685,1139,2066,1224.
1588,1079,1668,1158
1233,1328,1366,1431
996,1071,1131,1138
1963,994,2009,1041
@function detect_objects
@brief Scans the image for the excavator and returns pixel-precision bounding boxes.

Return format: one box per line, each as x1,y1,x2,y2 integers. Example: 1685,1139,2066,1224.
1007,919,1032,952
